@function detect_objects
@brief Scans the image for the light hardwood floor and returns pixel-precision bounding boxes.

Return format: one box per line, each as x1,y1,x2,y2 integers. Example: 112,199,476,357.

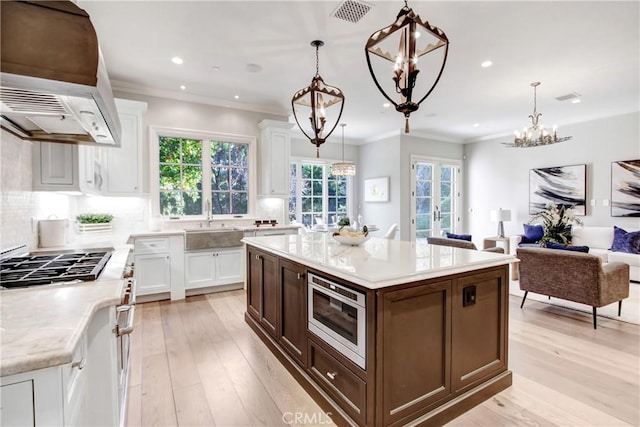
126,290,640,427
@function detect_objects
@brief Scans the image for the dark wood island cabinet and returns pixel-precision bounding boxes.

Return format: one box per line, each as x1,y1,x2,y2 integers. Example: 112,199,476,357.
244,235,514,427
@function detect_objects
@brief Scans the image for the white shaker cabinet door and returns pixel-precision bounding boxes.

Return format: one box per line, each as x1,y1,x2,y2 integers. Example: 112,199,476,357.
134,253,171,295
215,248,244,285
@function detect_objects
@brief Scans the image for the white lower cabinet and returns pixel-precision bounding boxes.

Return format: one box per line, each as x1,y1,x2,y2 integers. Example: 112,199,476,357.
0,306,118,426
132,235,185,300
134,253,171,295
185,247,244,290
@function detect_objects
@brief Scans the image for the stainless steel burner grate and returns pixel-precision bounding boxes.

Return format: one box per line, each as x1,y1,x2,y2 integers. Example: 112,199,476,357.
0,251,112,288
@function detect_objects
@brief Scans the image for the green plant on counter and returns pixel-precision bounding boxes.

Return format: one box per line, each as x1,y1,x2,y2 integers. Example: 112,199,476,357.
76,213,114,224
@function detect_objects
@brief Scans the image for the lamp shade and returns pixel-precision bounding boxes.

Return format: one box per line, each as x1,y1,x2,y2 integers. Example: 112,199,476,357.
490,209,511,222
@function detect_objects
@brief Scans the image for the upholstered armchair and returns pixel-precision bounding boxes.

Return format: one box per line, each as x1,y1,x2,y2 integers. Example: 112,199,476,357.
517,247,630,328
427,237,505,253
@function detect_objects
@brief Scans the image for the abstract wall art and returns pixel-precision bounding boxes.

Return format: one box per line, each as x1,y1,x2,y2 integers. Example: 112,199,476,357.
529,164,586,215
611,159,640,217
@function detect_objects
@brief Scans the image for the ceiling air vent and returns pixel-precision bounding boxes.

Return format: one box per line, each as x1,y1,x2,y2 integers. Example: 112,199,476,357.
555,92,582,102
332,0,372,23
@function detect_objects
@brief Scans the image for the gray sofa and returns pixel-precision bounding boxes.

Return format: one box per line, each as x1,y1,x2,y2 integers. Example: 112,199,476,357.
516,247,630,328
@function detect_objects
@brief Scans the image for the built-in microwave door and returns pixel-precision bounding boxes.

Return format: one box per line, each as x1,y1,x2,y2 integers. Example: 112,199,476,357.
308,282,366,369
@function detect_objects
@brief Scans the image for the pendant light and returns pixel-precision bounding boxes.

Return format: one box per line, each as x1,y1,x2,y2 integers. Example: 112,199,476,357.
365,0,449,133
332,123,356,176
292,40,345,158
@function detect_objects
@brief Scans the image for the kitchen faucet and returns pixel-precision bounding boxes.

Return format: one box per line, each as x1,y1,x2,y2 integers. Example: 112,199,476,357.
205,199,213,226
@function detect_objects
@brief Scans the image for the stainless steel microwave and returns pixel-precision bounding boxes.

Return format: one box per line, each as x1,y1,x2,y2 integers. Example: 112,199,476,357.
307,273,366,369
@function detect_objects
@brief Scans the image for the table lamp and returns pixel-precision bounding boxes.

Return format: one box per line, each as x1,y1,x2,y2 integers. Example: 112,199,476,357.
490,208,511,238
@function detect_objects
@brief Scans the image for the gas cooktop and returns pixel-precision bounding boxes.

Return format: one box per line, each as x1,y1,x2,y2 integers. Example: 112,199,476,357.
0,251,112,289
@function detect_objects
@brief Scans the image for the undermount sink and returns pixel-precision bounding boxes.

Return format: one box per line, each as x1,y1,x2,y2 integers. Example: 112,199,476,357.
185,228,244,250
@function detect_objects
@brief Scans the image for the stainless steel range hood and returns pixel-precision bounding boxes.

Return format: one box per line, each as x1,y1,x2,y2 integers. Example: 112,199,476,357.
0,1,121,146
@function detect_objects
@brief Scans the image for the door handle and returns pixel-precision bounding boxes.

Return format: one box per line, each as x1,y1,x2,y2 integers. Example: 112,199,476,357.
297,273,305,280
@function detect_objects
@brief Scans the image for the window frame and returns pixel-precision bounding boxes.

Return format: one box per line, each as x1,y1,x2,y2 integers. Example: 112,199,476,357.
289,157,354,226
150,126,257,219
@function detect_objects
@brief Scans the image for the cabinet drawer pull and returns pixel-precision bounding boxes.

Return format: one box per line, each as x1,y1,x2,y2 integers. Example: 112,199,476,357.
326,371,337,380
72,358,86,370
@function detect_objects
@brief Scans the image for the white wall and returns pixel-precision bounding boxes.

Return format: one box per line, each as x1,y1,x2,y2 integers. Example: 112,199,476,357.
357,132,464,241
464,112,640,243
357,135,402,238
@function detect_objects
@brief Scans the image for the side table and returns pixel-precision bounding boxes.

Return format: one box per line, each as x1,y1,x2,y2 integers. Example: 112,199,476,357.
483,236,510,253
483,236,519,280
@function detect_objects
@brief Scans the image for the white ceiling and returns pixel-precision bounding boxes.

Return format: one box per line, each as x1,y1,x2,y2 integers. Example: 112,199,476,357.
79,0,640,145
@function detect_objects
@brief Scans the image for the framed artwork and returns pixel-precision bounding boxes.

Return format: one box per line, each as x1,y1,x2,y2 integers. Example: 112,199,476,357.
611,159,640,217
364,176,389,202
529,164,586,215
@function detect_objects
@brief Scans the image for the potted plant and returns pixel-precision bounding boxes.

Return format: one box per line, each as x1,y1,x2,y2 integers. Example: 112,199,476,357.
76,213,114,233
530,202,582,244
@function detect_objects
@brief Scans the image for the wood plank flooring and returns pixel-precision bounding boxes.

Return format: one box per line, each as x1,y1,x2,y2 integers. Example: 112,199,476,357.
126,290,639,427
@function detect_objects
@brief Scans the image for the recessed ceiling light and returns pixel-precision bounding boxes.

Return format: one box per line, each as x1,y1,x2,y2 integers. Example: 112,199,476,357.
234,95,240,99
571,99,581,104
171,56,184,65
212,65,221,71
382,102,391,108
473,123,480,127
180,85,186,90
481,60,493,68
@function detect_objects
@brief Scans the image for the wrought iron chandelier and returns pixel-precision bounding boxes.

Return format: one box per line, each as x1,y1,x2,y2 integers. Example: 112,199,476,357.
365,0,449,133
292,40,345,158
332,124,356,176
504,82,572,148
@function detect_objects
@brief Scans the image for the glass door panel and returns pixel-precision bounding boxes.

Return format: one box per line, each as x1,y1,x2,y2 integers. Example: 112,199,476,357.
411,157,461,242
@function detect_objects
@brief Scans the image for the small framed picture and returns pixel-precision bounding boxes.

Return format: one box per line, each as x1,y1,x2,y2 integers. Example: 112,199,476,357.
364,176,389,202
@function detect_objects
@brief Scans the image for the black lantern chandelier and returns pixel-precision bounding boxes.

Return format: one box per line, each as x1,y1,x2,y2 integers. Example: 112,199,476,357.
503,82,573,148
365,0,449,133
292,40,345,158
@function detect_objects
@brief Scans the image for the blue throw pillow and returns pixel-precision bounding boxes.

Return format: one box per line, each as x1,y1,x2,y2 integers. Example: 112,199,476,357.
521,224,544,243
445,232,472,241
545,241,590,253
610,226,640,254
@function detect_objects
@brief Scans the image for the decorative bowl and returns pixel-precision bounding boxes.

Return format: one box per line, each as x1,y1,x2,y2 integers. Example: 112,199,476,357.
332,234,371,246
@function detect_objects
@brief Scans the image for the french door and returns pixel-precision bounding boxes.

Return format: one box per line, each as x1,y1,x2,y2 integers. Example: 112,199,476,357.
411,156,462,242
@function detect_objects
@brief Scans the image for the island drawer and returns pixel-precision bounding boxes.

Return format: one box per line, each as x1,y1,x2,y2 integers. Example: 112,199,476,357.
308,340,366,425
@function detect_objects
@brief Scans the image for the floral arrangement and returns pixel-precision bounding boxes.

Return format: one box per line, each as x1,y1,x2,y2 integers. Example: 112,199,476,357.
530,202,582,244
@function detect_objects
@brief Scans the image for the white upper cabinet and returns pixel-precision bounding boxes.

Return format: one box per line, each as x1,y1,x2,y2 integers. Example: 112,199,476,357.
31,99,147,195
258,119,293,197
32,142,101,193
105,99,148,195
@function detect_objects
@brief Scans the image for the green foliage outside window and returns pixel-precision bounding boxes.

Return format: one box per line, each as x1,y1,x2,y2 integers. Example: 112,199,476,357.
289,163,348,227
158,136,249,216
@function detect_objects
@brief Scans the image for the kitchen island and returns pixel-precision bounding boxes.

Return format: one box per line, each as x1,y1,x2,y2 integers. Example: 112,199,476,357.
243,234,515,427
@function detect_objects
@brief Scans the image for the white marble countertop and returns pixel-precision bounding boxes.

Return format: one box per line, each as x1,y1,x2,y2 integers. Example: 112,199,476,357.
0,246,130,377
243,234,516,289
